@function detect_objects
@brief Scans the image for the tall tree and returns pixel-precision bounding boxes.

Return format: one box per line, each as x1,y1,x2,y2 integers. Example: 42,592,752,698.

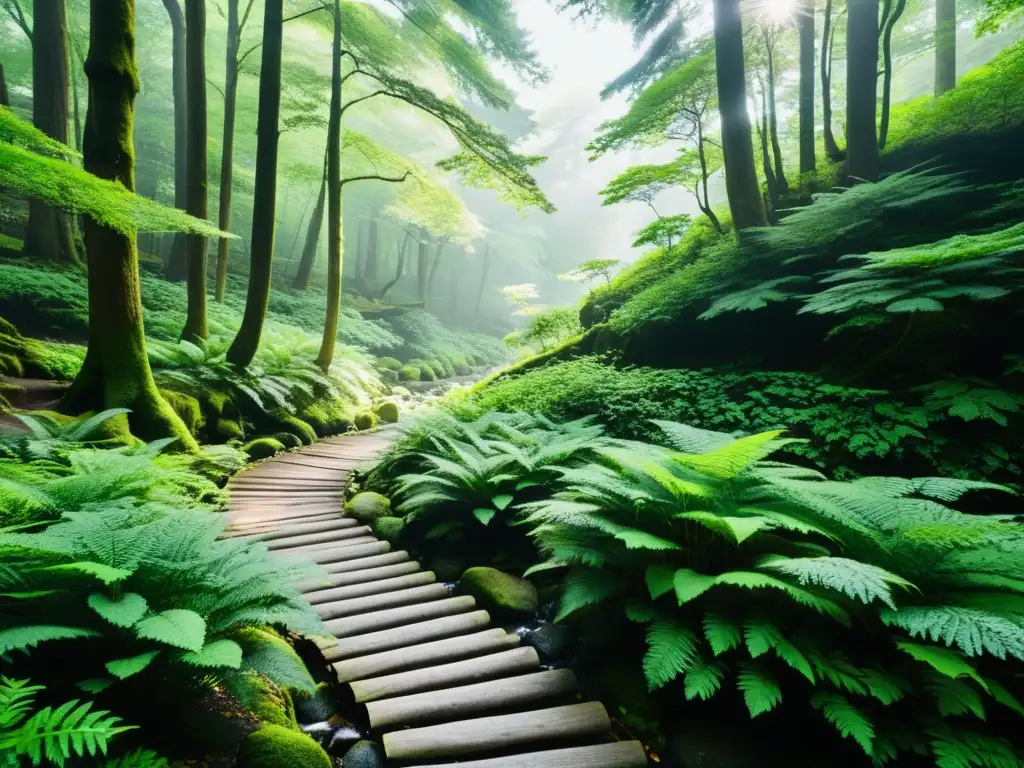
0,63,8,106
820,0,843,160
180,0,208,343
762,26,788,193
798,0,816,173
416,236,429,304
23,0,79,264
292,152,327,290
214,0,258,302
845,0,879,181
161,0,188,281
935,0,956,94
62,0,196,449
713,0,767,230
878,0,908,149
226,0,283,367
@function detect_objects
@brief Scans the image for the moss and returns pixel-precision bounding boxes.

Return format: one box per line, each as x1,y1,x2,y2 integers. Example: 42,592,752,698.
216,417,245,440
345,491,391,523
243,437,286,461
436,354,456,378
459,567,539,616
232,672,298,730
203,388,236,419
277,415,317,445
0,317,20,337
373,400,399,424
0,351,24,376
375,356,402,370
273,431,303,449
160,389,205,437
300,399,352,437
372,516,404,544
426,359,447,378
237,725,331,768
409,359,436,381
379,368,398,384
397,364,420,382
353,411,379,431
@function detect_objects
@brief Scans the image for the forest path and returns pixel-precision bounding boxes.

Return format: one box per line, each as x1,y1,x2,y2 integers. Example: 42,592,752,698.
224,428,647,767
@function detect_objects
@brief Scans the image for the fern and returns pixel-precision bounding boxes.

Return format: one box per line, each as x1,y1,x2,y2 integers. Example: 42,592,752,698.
811,691,876,755
736,662,783,717
684,656,726,700
927,725,1022,768
643,619,699,690
760,557,914,608
703,613,742,656
555,569,622,622
882,606,1024,660
0,626,100,655
924,674,987,719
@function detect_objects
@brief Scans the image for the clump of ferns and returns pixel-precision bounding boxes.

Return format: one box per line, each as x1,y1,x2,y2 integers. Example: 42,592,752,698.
522,420,1024,766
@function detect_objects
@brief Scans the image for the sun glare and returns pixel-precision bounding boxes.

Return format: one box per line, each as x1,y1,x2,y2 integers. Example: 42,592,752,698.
762,0,798,23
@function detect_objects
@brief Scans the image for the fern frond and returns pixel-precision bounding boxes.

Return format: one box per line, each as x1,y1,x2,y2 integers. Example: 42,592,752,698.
927,724,1021,768
811,692,876,755
882,606,1024,660
0,626,101,655
736,662,782,718
761,557,915,608
684,655,726,701
643,619,699,690
555,568,622,622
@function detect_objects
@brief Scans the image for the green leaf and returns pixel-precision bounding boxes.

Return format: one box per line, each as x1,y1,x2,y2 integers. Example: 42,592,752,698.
684,656,726,701
882,606,1024,660
677,511,774,543
895,641,988,690
811,692,875,755
44,562,133,584
773,635,815,684
984,678,1024,718
886,297,944,313
646,565,676,600
472,507,496,525
643,619,699,690
924,674,986,720
673,568,717,605
0,625,101,654
491,494,514,511
76,678,114,694
515,479,540,491
858,668,907,704
134,610,206,652
736,662,782,718
425,520,463,539
555,569,621,622
87,592,148,628
181,639,243,669
703,613,742,656
744,621,782,658
106,651,160,679
761,557,914,609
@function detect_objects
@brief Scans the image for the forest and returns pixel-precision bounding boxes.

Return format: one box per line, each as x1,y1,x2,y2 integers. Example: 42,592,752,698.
1,0,1023,764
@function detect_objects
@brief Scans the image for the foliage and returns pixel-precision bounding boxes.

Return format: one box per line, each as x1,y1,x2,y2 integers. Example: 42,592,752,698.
524,421,1024,764
505,308,582,357
559,258,620,287
632,214,691,250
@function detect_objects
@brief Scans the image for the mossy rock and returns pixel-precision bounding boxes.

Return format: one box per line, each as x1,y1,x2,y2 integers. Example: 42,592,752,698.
231,672,297,730
217,417,245,440
375,356,402,371
397,365,420,382
341,740,384,768
345,491,391,523
373,400,399,424
243,437,286,461
203,388,237,419
425,359,447,378
160,389,205,437
414,363,436,382
237,724,331,768
301,399,352,437
378,368,398,384
460,567,538,617
292,682,336,725
436,355,456,378
354,411,380,431
273,431,303,449
372,516,404,544
277,415,317,445
0,351,24,376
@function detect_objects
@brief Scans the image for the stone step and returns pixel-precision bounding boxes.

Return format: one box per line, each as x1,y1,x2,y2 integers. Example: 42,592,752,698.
230,518,356,542
279,540,387,564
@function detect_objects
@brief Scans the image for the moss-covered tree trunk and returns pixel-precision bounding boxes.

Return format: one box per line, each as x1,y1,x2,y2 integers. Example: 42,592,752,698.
162,0,189,282
820,0,843,161
214,0,241,303
181,0,208,343
712,0,766,231
315,0,343,370
62,0,196,451
845,0,879,182
934,0,956,95
798,0,815,174
0,63,8,106
24,0,80,265
226,0,282,367
293,150,327,290
472,244,491,320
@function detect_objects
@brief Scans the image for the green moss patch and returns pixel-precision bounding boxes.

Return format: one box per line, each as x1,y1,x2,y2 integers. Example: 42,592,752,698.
237,725,331,768
243,437,286,461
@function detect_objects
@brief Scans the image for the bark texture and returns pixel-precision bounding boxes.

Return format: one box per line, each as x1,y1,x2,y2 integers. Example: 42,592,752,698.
0,63,8,106
181,0,208,343
798,0,815,174
226,0,283,367
63,0,196,450
24,0,80,264
162,0,188,281
215,0,241,302
935,0,956,95
845,0,879,182
820,0,843,161
712,0,766,231
292,156,327,290
878,0,907,149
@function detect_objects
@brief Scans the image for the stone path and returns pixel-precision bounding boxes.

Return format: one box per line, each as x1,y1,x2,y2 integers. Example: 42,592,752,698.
224,428,648,767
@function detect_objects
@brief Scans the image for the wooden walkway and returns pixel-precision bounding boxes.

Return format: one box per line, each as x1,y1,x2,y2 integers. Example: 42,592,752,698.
224,429,648,767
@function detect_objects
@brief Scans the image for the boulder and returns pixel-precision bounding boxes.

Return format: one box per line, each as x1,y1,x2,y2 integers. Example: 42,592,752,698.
522,622,571,664
373,400,399,423
354,411,380,431
243,437,285,461
345,492,391,523
372,516,404,544
237,724,332,768
459,567,538,617
342,740,385,768
216,417,245,440
293,682,335,725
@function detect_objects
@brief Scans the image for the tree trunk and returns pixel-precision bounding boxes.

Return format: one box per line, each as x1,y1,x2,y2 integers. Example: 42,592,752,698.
820,0,843,161
472,245,491,320
214,0,240,303
24,0,80,265
845,0,879,182
798,0,815,174
70,47,83,152
416,238,429,303
353,218,365,282
0,63,8,106
181,0,208,343
226,0,282,367
315,0,343,370
696,128,723,233
377,232,409,300
448,252,459,321
292,151,327,290
163,0,188,281
62,0,196,450
364,214,379,282
766,37,788,192
426,242,445,303
934,0,956,95
757,84,779,213
712,0,766,231
878,0,907,149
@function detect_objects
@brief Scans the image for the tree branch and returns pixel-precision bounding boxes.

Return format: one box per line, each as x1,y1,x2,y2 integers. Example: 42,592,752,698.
239,0,257,34
339,89,388,117
283,4,328,23
207,78,225,99
237,41,263,69
2,0,31,41
340,171,410,188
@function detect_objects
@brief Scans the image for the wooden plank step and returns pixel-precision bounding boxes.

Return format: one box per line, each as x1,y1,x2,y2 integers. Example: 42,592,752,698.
272,537,378,559
225,513,342,533
325,610,491,662
229,480,347,489
350,646,539,703
383,702,612,761
366,669,577,729
315,583,448,619
234,518,355,542
405,741,649,768
319,551,411,575
324,595,475,638
334,629,519,684
305,571,435,603
279,541,390,565
266,526,372,550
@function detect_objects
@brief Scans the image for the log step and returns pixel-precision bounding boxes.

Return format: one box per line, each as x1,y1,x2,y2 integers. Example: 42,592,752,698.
234,518,356,541
333,629,519,684
305,571,435,603
315,583,449,620
351,646,539,703
266,532,375,555
266,526,371,550
325,610,492,662
319,551,411,576
280,540,388,564
324,596,476,638
405,741,649,768
366,668,576,729
383,702,612,761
